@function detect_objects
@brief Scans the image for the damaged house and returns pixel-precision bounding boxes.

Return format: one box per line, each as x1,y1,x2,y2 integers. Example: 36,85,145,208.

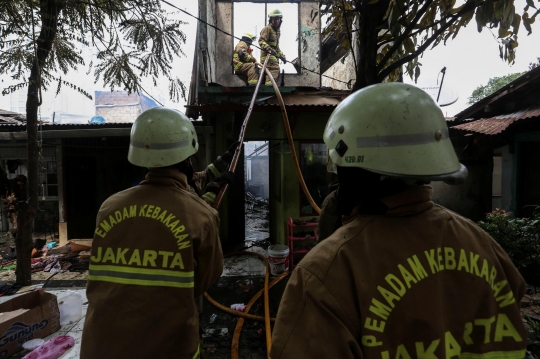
185,0,353,253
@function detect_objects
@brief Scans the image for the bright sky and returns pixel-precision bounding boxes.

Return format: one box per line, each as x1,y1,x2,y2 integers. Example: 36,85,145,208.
1,0,538,120
174,0,540,117
402,0,540,116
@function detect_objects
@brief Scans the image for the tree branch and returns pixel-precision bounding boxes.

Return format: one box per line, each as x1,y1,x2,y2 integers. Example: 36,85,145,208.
73,1,135,12
340,0,358,76
376,0,434,72
376,1,480,82
377,13,447,48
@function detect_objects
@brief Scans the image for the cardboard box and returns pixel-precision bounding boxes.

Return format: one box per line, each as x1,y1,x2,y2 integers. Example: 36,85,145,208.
0,291,60,358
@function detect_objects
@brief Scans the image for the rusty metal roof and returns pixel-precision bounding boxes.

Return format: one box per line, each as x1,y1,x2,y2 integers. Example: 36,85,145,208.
451,106,540,135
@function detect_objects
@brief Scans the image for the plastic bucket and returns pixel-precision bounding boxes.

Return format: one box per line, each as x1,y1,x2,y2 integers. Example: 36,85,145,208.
58,293,83,325
267,244,289,275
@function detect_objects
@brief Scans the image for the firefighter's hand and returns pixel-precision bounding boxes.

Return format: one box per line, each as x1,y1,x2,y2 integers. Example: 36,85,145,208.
214,171,237,185
206,182,221,195
265,47,274,55
227,141,241,154
221,141,241,162
280,56,287,64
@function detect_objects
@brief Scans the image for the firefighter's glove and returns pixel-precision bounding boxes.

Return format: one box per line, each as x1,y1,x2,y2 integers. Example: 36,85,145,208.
214,171,237,185
280,56,287,65
206,182,221,195
265,47,274,55
221,141,241,162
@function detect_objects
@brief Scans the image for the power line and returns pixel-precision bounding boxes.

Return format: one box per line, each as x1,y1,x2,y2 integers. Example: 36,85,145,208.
161,0,350,86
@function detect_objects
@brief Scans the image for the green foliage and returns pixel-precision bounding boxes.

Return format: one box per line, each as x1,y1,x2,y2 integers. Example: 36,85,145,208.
0,0,187,102
530,57,540,70
477,208,540,287
526,316,540,345
467,72,525,104
320,0,538,88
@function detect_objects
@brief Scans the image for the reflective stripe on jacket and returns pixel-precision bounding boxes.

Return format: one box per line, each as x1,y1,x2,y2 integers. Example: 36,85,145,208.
233,41,256,72
259,24,283,62
81,168,223,359
271,186,527,359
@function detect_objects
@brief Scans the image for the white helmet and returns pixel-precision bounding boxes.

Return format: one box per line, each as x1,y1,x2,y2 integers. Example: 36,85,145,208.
323,83,467,184
128,107,199,168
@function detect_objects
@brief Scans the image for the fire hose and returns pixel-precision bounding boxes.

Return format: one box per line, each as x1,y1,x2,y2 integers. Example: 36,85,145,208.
203,251,289,359
205,58,322,358
212,59,321,214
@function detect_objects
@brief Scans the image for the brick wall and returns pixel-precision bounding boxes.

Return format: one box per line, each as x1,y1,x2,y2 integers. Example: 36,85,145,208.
95,91,143,123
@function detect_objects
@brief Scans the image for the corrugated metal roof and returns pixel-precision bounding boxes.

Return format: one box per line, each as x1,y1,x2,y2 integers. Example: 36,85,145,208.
0,122,133,129
451,106,540,134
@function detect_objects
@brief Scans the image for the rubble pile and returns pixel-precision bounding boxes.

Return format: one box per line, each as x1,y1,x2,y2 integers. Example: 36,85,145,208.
0,238,91,290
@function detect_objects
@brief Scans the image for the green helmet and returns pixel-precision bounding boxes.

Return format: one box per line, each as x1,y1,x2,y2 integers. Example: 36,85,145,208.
268,9,283,18
128,107,199,168
323,83,467,184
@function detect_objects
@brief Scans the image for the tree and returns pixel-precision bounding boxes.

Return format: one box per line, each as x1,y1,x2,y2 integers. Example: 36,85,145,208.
529,56,540,70
0,0,187,285
467,71,525,104
320,0,539,90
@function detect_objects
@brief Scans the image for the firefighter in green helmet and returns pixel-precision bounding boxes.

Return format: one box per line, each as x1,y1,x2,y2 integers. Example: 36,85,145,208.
82,107,224,359
271,83,527,359
233,32,259,86
259,9,286,86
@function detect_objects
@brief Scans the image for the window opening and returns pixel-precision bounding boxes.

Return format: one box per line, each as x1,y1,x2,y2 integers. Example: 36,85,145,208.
233,2,300,74
244,141,270,242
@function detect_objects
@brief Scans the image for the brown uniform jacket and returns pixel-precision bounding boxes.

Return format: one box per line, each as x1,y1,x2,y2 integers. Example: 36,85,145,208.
81,168,223,359
233,41,256,72
318,188,340,243
271,186,527,359
259,24,284,62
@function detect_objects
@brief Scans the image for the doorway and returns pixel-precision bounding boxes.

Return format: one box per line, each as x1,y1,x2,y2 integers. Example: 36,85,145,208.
244,141,270,243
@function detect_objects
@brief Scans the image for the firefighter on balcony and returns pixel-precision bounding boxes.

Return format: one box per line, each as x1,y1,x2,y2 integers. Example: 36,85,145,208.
259,9,286,86
233,33,258,86
81,107,224,359
270,83,527,359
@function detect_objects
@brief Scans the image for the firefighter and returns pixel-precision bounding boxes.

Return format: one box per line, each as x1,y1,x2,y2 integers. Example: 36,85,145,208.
233,33,259,86
317,155,339,242
81,107,224,359
191,140,240,206
259,9,286,86
271,83,527,359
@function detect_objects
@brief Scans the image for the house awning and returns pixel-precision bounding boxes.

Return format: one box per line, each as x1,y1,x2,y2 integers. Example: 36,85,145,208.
451,106,540,135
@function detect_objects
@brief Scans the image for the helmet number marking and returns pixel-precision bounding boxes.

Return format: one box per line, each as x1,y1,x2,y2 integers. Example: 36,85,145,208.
344,155,364,164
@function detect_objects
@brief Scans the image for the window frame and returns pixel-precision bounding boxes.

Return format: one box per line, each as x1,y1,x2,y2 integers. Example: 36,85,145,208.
231,0,302,75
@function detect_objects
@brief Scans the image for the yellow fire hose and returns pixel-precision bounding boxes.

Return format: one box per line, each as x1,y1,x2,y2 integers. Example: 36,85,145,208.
212,58,321,214
231,271,289,359
204,251,272,358
205,58,323,358
259,64,321,213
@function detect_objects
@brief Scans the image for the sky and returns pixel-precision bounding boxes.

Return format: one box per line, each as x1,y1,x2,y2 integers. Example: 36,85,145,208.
146,0,540,117
402,0,540,117
1,0,539,120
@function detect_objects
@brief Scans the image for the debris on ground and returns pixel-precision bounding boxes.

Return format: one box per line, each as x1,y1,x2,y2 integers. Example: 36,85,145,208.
0,234,90,287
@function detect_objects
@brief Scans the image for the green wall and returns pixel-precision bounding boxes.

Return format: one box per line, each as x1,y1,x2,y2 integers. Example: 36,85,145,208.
204,109,331,245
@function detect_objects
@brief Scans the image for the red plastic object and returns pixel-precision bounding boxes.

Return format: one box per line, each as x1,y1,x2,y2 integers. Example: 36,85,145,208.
22,335,75,359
